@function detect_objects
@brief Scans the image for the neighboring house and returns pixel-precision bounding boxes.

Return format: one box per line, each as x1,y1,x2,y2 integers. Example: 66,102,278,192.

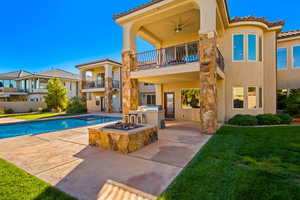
76,59,122,113
139,83,156,105
0,69,80,102
113,0,300,134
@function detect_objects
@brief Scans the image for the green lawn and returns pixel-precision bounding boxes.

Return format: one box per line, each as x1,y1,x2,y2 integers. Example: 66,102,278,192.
0,112,81,120
158,126,300,200
10,113,78,120
0,158,76,200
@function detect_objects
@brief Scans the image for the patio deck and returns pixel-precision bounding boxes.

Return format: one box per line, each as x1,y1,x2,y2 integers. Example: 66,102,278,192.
0,119,211,200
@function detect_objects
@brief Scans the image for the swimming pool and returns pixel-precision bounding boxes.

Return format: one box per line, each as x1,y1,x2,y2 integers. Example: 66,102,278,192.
0,115,121,139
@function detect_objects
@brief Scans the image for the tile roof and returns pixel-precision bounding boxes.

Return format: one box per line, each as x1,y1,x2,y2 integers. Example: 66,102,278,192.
75,58,122,68
35,69,80,80
113,0,165,20
97,180,157,200
0,70,32,80
230,16,284,28
278,30,300,40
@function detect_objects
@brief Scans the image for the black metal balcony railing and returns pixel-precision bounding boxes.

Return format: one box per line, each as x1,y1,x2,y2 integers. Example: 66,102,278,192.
133,41,225,72
216,48,225,72
112,80,120,89
84,81,105,89
134,41,199,69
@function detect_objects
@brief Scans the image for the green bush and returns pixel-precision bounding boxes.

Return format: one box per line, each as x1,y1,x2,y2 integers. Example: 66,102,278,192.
66,97,87,114
28,108,34,113
42,107,50,112
0,108,4,114
256,114,281,125
286,94,300,116
277,113,293,124
5,108,14,114
228,115,258,126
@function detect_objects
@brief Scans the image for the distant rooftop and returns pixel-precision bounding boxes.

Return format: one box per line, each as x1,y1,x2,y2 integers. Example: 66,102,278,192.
76,58,122,68
0,70,32,80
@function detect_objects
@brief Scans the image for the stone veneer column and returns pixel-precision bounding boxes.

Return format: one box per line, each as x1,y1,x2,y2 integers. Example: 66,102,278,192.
199,31,218,134
122,50,139,115
104,64,113,113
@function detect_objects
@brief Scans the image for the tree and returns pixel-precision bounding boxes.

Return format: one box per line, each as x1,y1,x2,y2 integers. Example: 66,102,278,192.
44,78,68,112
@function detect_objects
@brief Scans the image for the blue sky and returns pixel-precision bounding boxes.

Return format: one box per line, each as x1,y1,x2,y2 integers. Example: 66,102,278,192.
0,0,299,74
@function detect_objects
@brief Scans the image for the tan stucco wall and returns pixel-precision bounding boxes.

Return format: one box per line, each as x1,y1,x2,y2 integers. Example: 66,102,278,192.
163,81,201,121
219,25,276,120
277,38,300,89
86,92,105,112
0,101,46,113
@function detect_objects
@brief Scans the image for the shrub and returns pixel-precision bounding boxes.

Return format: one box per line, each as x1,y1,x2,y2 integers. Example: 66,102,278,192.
0,108,4,114
42,107,50,112
37,107,44,112
286,94,300,116
277,113,293,124
28,108,34,113
66,97,87,114
5,108,14,114
256,114,281,125
228,114,258,126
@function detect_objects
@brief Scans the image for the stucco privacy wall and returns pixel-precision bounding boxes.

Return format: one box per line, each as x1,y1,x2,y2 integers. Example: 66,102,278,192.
0,102,46,113
219,25,276,120
277,38,300,89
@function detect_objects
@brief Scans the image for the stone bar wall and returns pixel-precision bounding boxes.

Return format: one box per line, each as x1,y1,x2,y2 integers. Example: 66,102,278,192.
199,32,218,134
122,51,139,115
104,64,113,113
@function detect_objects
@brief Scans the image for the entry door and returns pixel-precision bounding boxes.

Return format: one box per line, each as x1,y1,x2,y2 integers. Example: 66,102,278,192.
100,97,105,112
164,92,175,119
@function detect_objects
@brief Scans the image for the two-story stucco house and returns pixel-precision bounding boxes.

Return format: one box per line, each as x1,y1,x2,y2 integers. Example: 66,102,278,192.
0,69,80,102
76,59,123,113
112,0,300,134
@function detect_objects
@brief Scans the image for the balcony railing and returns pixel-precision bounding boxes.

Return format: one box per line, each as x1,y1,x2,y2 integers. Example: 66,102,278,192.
83,81,105,89
134,41,199,70
133,41,225,73
113,80,120,89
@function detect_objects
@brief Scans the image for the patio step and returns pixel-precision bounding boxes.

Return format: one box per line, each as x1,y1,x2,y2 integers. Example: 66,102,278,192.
97,179,157,200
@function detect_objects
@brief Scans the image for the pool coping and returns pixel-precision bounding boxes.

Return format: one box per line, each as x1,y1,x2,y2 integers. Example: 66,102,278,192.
0,113,122,139
0,113,121,126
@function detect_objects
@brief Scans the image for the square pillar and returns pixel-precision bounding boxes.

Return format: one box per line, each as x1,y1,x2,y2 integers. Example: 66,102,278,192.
104,64,113,113
199,32,218,134
122,50,139,115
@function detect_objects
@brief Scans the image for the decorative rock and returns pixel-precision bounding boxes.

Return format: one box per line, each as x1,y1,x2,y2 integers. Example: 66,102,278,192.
88,125,158,153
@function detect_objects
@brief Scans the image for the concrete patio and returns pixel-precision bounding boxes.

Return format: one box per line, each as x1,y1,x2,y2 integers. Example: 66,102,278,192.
0,119,211,200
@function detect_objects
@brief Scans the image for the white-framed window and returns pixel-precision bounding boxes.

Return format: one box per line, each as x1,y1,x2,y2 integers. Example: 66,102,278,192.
232,34,245,61
248,34,257,61
87,93,92,101
292,46,300,68
146,94,156,105
247,87,257,109
232,87,244,109
277,48,288,70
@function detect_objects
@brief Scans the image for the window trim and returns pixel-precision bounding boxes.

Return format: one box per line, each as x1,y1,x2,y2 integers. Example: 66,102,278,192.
292,45,300,68
247,86,258,110
277,47,288,70
247,33,259,62
232,87,245,110
232,34,246,62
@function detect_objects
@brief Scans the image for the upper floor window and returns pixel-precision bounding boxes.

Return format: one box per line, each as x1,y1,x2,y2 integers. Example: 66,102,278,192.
233,34,244,61
248,34,257,61
293,46,300,68
112,71,115,80
277,48,287,70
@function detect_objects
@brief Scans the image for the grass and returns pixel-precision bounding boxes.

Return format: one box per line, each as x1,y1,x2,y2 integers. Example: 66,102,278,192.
0,158,76,200
10,113,79,120
158,126,300,200
0,112,82,120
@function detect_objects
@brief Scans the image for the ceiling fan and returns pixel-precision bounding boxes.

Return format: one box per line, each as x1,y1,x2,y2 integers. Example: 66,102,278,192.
166,16,192,34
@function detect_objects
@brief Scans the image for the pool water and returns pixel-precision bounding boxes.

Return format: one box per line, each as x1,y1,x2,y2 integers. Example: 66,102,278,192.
0,115,121,139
